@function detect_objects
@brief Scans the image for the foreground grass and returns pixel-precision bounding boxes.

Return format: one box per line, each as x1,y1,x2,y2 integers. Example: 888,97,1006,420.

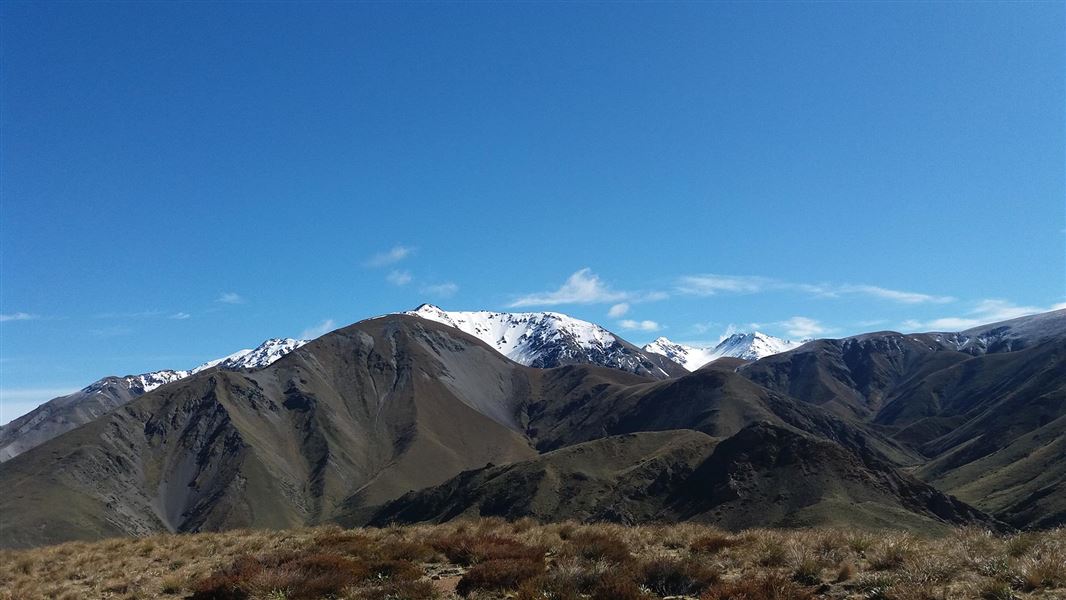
1,520,1064,599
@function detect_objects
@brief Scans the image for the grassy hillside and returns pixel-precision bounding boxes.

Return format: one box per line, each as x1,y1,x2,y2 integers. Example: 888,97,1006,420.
1,520,1063,600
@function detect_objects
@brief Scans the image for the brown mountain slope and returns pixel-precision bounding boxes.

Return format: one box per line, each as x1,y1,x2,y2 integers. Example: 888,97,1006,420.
367,430,717,526
0,377,150,462
669,423,998,532
737,315,1066,529
0,316,540,548
372,424,1001,534
525,361,920,466
3,312,1053,548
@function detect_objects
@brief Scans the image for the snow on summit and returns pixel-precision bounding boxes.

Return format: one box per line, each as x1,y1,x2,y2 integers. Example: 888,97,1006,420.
405,304,617,365
92,338,308,396
642,337,717,371
643,332,803,371
402,304,686,379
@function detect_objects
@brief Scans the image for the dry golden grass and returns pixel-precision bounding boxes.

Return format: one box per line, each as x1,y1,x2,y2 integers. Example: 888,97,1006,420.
0,520,1062,599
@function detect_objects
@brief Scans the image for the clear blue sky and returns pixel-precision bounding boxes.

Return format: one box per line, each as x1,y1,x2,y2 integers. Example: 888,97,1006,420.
2,2,1064,423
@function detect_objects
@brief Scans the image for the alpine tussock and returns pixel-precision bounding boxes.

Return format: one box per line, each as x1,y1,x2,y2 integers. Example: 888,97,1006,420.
1,519,1063,600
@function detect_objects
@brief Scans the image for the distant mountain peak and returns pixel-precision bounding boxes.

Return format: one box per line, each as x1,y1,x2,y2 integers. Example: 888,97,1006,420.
403,305,682,378
643,332,802,371
0,336,308,462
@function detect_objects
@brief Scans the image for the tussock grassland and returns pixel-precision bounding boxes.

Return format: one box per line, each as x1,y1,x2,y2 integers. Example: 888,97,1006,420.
1,519,1063,599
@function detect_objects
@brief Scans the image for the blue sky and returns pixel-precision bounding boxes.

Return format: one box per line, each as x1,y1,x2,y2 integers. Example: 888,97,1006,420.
2,2,1064,423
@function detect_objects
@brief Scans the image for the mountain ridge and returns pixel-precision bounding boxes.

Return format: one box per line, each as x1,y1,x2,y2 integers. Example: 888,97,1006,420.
1,308,1062,548
643,332,803,371
403,304,686,379
0,337,306,462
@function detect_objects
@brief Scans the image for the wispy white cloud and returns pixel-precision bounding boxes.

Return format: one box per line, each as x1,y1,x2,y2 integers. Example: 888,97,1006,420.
421,282,459,298
169,312,191,320
676,273,953,305
90,325,134,337
717,323,739,343
365,245,415,268
676,275,770,296
217,292,245,305
0,312,37,322
510,268,663,307
94,310,168,319
778,316,828,338
619,319,661,332
607,303,630,318
831,284,954,304
300,318,336,340
386,270,412,286
903,299,1066,331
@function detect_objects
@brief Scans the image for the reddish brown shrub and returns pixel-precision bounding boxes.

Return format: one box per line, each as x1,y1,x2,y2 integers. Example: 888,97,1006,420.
591,576,649,600
431,533,542,565
189,552,368,600
700,573,814,600
569,531,632,563
188,572,247,600
364,559,422,582
514,575,583,600
691,533,742,555
456,558,545,596
641,556,720,596
350,578,440,600
377,539,439,562
315,531,377,558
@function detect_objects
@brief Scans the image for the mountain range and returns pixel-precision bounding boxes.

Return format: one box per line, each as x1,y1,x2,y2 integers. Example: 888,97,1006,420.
642,333,803,370
0,306,1062,549
403,304,687,378
0,338,306,462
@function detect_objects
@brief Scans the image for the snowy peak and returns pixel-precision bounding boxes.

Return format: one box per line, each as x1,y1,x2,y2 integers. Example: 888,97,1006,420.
403,305,683,378
91,338,308,396
405,304,617,365
642,337,717,372
82,370,189,396
189,337,307,373
712,332,804,362
220,338,307,369
643,332,803,371
0,336,308,463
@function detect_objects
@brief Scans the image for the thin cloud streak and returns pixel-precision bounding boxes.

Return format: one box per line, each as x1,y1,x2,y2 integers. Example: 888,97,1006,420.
0,312,37,322
902,299,1066,331
509,269,666,308
619,319,661,332
510,268,629,307
365,245,415,268
676,274,953,304
217,292,245,305
386,270,412,286
421,282,459,298
778,316,828,338
300,319,336,340
676,275,769,296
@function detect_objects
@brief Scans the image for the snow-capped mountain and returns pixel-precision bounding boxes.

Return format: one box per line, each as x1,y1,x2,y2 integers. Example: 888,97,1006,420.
641,338,718,371
926,309,1066,355
89,339,309,395
83,370,190,396
712,332,805,361
643,332,804,371
404,304,686,379
192,338,307,372
0,337,307,462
